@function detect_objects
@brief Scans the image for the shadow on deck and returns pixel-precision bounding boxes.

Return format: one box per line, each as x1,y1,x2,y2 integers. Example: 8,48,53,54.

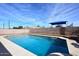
0,42,12,56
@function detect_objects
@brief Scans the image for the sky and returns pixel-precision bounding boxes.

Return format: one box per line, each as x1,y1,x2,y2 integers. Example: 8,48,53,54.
0,3,79,28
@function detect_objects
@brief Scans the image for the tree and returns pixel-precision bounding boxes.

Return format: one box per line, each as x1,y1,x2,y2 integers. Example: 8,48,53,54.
13,27,18,29
13,26,23,29
18,26,23,29
37,25,40,27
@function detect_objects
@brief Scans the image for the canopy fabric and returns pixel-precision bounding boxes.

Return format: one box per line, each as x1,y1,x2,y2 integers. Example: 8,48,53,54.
50,21,67,25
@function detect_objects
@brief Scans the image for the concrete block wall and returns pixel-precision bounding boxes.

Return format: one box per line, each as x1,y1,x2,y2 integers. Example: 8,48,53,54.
29,27,62,36
29,27,79,36
65,27,79,36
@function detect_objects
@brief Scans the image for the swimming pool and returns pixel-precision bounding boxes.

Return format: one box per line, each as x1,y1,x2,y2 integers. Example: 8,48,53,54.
7,35,69,56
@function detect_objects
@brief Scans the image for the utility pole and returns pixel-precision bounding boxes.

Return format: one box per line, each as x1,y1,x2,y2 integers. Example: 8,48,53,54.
3,22,5,29
8,19,10,29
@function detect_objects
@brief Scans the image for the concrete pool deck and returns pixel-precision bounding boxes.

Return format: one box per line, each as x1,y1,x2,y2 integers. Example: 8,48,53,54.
0,35,79,56
66,39,79,56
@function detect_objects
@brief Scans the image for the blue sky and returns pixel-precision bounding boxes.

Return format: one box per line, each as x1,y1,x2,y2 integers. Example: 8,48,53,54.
0,3,79,28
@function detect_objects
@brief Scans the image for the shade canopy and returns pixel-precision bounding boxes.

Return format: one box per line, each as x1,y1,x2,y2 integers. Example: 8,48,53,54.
50,21,67,25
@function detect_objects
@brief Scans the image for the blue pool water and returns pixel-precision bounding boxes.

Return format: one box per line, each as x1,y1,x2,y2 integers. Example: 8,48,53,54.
7,35,69,56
